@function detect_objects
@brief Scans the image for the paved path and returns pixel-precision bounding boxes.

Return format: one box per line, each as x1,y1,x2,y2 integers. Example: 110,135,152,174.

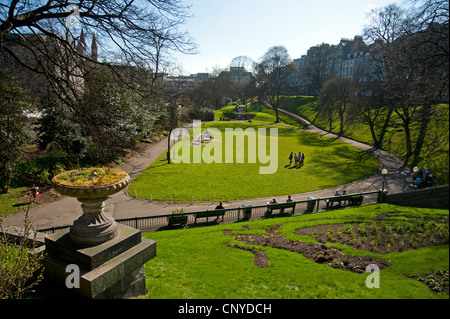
4,115,413,230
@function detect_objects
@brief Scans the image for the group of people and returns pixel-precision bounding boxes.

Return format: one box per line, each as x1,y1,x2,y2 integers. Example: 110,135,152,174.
266,195,294,215
268,195,293,205
410,167,435,189
288,151,305,167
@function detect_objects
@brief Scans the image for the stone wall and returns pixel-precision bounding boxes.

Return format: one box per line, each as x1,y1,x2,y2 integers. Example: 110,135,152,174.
384,185,449,209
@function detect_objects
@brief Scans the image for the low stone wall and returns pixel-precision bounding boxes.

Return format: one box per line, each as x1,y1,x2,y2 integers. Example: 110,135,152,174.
1,225,46,247
384,185,449,209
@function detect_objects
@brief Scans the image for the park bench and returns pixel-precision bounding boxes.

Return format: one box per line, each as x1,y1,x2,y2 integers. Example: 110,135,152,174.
325,196,343,208
346,194,364,206
265,202,296,217
325,194,364,209
194,209,226,224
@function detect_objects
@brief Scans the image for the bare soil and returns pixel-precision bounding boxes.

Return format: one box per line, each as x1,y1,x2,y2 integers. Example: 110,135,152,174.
294,213,449,254
224,224,390,273
224,243,270,268
223,212,449,291
16,185,62,209
410,269,449,294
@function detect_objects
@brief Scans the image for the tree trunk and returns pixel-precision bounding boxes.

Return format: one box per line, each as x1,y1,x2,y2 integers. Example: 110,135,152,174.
369,123,379,148
404,121,413,157
376,106,394,149
412,104,433,164
1,163,11,194
167,133,171,164
395,106,414,157
273,95,280,123
338,107,345,136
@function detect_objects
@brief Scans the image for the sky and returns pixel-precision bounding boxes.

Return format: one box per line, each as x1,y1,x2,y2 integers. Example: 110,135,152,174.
172,0,403,75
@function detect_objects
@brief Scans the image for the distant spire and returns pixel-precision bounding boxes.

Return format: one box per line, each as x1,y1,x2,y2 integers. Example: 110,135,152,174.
91,33,98,61
66,29,71,45
77,29,86,57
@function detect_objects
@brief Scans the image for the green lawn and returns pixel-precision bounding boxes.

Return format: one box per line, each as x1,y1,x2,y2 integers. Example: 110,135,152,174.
128,122,380,202
141,203,449,299
0,187,32,218
215,102,300,127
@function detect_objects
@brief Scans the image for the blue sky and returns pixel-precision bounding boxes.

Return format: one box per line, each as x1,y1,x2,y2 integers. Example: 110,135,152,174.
173,0,402,75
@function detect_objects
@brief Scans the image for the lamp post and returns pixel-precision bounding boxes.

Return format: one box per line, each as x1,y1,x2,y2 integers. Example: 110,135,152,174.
381,169,388,191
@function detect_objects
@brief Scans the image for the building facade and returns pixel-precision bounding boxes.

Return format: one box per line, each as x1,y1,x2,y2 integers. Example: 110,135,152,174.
1,30,97,99
289,35,377,95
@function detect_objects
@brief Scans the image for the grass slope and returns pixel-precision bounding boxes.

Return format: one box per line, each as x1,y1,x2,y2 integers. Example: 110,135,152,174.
276,96,449,185
0,187,31,218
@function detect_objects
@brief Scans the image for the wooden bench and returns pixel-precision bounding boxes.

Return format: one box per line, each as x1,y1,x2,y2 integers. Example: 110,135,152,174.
265,202,296,217
325,194,364,209
325,196,343,208
346,194,364,206
194,209,226,224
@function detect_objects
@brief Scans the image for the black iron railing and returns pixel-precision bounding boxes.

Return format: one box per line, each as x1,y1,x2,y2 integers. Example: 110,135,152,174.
37,190,381,234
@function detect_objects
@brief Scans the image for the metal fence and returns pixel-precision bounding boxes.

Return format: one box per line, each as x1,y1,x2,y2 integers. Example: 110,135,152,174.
37,190,381,235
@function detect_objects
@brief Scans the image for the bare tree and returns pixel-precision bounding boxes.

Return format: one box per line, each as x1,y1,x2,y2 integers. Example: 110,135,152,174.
319,77,356,136
255,46,297,123
364,2,448,157
229,55,254,103
410,0,449,32
364,4,419,157
0,1,197,109
191,75,232,110
230,55,255,78
351,85,387,147
302,44,338,95
1,1,197,171
160,67,184,165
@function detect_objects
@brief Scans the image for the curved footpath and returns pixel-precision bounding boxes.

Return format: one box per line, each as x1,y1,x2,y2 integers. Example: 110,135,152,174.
4,115,413,230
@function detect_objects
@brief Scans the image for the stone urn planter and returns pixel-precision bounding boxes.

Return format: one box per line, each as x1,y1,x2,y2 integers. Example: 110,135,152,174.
52,167,130,245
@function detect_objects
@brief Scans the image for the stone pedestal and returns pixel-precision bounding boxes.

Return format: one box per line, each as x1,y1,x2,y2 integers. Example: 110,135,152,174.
42,224,156,299
51,169,131,246
70,197,119,245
